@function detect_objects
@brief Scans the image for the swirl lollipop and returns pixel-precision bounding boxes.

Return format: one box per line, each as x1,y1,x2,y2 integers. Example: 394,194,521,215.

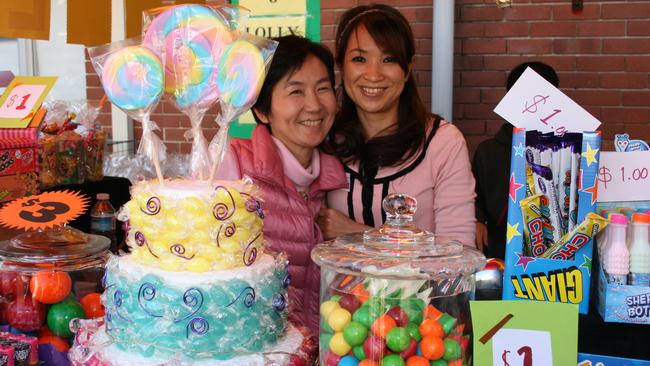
208,38,275,183
144,4,233,179
89,42,166,183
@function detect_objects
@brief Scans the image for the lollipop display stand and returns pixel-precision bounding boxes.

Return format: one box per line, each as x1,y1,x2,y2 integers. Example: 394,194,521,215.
312,194,486,365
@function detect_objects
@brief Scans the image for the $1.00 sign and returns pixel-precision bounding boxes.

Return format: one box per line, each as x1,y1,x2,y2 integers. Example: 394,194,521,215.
597,151,650,202
0,76,57,128
494,68,601,134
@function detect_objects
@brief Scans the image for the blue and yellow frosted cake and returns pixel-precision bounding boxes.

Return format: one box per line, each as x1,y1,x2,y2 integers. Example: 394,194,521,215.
69,179,311,365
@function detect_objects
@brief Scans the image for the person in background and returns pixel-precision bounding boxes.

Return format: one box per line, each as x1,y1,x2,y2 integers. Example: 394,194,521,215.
472,61,559,259
216,35,347,334
319,4,476,246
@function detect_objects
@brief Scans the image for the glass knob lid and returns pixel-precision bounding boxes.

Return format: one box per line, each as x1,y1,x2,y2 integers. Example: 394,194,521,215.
363,193,434,244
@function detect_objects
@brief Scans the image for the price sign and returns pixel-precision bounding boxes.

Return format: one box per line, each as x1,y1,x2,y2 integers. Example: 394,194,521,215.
494,68,601,134
0,76,57,128
597,151,650,202
0,190,89,230
492,329,553,366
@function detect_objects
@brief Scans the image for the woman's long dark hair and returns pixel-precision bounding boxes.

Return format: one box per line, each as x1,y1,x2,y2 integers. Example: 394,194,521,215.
324,4,432,173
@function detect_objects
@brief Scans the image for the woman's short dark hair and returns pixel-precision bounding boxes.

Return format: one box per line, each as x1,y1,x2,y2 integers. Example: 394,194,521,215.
252,35,336,124
324,4,431,170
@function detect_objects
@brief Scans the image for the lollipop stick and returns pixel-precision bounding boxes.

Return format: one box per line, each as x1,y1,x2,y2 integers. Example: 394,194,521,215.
151,146,164,185
208,121,231,184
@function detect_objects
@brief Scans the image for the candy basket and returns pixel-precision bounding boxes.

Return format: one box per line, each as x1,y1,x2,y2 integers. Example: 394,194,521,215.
312,194,485,365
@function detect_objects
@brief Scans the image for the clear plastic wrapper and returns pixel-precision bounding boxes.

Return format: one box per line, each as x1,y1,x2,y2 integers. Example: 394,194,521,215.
541,212,608,260
103,153,190,184
530,162,564,242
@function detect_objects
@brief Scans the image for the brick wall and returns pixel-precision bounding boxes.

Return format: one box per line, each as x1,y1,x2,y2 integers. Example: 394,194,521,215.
87,0,650,155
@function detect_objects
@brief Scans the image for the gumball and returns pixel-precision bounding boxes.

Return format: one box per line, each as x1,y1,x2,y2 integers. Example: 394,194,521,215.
438,314,457,335
287,354,307,366
364,298,384,314
339,355,360,366
386,327,410,352
430,360,448,366
352,307,373,328
371,314,396,339
343,321,368,347
353,345,366,360
29,270,72,304
321,300,341,318
47,299,85,338
339,294,362,313
324,350,343,366
329,308,352,332
330,295,342,302
420,335,445,360
419,319,444,338
350,284,369,303
405,323,421,342
423,304,442,321
322,318,335,333
442,338,461,361
399,339,417,359
406,355,430,366
446,359,462,366
330,332,352,356
358,359,379,366
363,335,387,361
382,354,405,366
386,306,409,326
0,271,25,296
320,333,334,352
79,293,105,318
401,303,423,325
39,335,70,352
7,297,45,332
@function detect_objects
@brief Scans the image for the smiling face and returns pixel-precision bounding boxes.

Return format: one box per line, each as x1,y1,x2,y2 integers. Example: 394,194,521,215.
254,54,336,166
341,25,410,132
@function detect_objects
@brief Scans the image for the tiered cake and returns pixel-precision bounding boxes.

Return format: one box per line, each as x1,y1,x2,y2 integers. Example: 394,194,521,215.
69,179,312,365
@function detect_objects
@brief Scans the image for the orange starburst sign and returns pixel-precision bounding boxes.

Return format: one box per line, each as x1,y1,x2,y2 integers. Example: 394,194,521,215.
0,190,89,230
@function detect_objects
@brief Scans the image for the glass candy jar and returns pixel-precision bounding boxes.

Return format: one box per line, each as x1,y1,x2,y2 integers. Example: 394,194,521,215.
0,226,110,359
312,194,485,366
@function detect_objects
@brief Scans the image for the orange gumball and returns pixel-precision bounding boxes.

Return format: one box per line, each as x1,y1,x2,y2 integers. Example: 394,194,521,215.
39,335,70,352
423,304,442,321
419,319,444,338
447,360,463,366
29,270,72,304
359,359,379,366
80,292,105,318
406,355,431,366
420,335,445,360
371,314,397,339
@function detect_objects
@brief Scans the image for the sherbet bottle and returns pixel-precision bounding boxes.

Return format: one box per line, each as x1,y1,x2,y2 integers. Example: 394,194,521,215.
628,213,650,286
598,213,623,257
603,214,629,285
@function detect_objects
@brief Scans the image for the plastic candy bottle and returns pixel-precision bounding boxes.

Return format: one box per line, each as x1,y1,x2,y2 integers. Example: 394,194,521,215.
598,213,623,257
90,193,117,251
603,214,629,285
628,213,650,286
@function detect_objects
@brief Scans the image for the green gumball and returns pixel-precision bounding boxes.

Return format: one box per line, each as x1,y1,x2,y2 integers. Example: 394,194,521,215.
47,298,85,338
320,332,333,352
443,338,462,360
431,360,449,366
343,321,368,347
405,322,421,341
353,345,366,360
385,327,410,352
352,306,372,328
382,354,405,366
329,295,342,302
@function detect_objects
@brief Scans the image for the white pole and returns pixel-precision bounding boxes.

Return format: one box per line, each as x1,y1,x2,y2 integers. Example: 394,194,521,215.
431,0,455,121
110,0,133,150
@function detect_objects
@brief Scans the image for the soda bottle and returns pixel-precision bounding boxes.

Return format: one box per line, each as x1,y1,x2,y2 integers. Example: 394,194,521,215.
90,193,117,251
603,214,629,285
628,213,650,286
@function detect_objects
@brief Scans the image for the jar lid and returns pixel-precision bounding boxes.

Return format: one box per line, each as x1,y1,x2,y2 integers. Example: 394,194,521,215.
312,194,486,280
0,226,110,272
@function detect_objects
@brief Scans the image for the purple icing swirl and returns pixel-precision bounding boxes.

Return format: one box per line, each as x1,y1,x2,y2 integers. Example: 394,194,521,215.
243,233,260,266
272,294,286,313
227,286,256,308
140,196,161,215
186,317,209,338
138,283,163,318
113,290,132,322
170,244,195,260
135,231,159,258
216,223,237,248
282,273,291,289
242,193,264,218
212,186,236,221
175,288,204,323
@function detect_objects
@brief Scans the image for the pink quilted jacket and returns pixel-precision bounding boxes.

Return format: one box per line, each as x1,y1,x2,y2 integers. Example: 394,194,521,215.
217,125,347,334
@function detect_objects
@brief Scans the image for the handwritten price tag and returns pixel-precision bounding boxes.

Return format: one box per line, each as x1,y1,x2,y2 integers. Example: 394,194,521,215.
492,329,553,366
0,76,57,128
494,68,601,134
597,151,650,202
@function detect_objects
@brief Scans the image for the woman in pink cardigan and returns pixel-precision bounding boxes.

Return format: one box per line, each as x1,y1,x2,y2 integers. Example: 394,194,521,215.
319,4,476,246
217,35,347,334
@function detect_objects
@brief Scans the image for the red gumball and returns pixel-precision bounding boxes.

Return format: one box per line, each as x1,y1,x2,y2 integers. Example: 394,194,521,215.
80,293,105,318
0,272,25,297
323,351,342,366
386,306,410,326
29,270,72,304
339,294,361,313
363,335,388,361
286,354,307,366
39,335,70,352
7,297,46,332
400,339,418,359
